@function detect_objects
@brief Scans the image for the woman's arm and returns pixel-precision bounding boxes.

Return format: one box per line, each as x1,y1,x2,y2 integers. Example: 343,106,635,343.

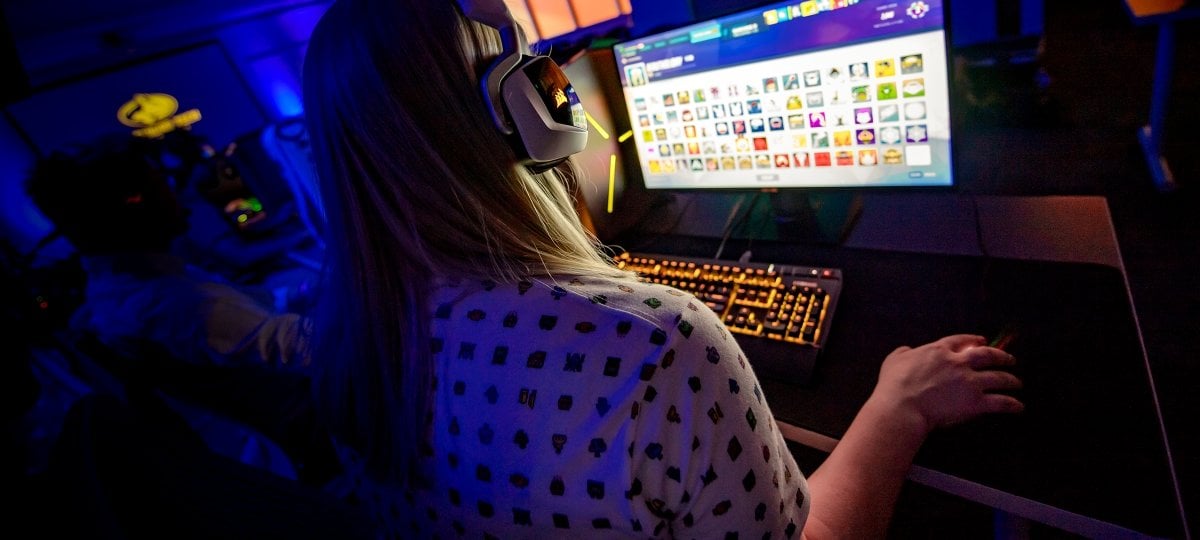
802,334,1023,539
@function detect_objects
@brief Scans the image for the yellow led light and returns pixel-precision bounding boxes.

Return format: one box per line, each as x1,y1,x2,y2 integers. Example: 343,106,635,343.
607,153,617,213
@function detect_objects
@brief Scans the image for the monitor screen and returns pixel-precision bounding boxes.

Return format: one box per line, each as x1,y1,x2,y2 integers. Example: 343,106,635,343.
612,0,952,190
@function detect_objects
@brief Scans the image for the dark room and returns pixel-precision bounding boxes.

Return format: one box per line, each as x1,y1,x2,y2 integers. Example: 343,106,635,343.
2,0,1197,538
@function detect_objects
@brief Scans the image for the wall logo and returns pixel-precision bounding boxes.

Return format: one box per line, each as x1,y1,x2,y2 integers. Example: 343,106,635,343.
116,93,202,138
906,1,929,19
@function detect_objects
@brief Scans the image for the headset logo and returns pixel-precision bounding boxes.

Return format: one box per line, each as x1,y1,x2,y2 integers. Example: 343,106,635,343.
552,88,568,108
116,93,202,138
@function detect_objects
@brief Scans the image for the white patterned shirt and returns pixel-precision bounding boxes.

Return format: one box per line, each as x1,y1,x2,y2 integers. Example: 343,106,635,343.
345,275,809,538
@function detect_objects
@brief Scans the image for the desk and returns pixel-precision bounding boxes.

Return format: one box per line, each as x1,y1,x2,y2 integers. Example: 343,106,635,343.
1124,0,1200,191
630,194,1188,538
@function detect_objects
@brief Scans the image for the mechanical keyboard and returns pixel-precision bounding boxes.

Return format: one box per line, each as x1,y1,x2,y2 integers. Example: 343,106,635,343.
615,252,842,384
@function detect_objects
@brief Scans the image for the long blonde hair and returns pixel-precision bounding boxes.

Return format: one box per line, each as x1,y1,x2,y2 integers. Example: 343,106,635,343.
302,0,631,483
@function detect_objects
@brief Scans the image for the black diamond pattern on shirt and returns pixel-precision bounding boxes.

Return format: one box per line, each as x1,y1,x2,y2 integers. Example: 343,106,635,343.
587,480,605,500
743,470,757,492
379,278,807,538
728,436,743,461
604,356,621,377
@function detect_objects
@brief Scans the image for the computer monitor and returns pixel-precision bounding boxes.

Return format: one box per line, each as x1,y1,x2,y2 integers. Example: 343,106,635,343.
611,0,953,191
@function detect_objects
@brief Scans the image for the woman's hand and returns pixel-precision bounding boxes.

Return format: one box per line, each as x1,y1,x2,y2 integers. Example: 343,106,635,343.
801,334,1025,539
870,334,1024,436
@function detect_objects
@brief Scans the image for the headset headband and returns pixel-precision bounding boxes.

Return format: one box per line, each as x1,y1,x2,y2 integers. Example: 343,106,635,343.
455,0,515,35
456,0,525,134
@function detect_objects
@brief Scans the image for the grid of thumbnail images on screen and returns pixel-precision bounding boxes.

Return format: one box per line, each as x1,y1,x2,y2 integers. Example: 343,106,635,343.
632,52,932,174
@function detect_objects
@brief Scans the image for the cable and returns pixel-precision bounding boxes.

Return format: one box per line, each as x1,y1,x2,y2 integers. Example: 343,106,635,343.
968,192,996,327
736,191,769,261
713,194,748,261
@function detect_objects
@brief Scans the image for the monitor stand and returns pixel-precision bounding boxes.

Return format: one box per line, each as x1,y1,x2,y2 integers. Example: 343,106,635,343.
766,191,864,246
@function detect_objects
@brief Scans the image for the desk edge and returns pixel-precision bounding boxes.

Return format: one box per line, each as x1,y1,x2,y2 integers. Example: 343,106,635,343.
776,420,1170,539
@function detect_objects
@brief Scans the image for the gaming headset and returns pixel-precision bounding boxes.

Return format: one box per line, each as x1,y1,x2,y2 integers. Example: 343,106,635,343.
454,0,588,171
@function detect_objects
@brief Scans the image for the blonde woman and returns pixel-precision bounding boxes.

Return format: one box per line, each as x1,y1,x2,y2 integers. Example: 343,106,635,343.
301,0,1023,537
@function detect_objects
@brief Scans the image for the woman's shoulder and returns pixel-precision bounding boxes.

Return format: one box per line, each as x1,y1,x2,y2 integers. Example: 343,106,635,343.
539,275,716,328
541,276,736,358
434,274,722,339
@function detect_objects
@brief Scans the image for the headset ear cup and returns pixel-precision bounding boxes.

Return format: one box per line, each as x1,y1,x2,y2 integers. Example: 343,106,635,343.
479,51,523,135
500,56,588,166
456,1,586,167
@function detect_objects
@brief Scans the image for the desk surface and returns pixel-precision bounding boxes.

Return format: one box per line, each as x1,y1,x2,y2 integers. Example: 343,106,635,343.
623,194,1185,538
845,194,1123,269
773,250,1178,538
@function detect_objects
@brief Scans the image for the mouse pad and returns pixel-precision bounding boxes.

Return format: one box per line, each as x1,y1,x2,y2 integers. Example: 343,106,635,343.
755,249,1181,537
